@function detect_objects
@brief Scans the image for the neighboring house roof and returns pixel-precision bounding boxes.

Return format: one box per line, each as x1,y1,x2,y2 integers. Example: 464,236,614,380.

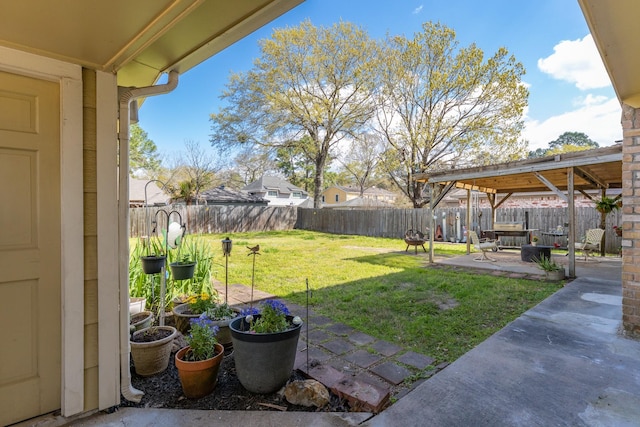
129,178,169,207
242,176,308,196
323,196,395,209
199,186,268,206
329,185,397,197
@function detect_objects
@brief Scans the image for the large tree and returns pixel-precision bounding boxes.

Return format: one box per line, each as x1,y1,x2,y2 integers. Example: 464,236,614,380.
529,131,599,158
376,22,528,207
129,123,161,177
337,132,385,196
210,20,380,207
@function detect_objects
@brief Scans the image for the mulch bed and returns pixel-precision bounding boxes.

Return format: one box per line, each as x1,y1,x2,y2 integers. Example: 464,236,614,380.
119,336,350,412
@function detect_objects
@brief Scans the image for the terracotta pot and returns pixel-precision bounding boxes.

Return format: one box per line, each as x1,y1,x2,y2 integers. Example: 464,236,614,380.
175,344,224,399
130,326,177,376
172,303,200,334
230,315,302,394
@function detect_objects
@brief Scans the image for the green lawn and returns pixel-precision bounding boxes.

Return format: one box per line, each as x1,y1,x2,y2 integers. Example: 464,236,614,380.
191,230,562,364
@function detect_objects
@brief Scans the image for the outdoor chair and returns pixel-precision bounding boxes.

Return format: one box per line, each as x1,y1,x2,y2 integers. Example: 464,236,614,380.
468,230,499,262
575,228,606,261
404,229,427,254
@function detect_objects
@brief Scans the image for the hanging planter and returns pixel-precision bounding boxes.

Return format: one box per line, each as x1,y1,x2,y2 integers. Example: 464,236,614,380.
169,260,196,280
141,255,166,275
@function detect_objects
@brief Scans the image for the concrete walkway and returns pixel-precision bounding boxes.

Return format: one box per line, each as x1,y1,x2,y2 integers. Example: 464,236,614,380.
367,276,640,426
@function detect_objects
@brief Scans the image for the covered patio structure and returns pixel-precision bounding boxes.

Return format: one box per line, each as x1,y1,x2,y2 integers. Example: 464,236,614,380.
414,144,623,277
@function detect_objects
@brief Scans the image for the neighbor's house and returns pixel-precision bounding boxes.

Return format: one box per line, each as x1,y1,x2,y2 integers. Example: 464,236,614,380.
242,176,309,206
129,178,170,207
198,186,269,206
322,185,398,206
0,1,304,425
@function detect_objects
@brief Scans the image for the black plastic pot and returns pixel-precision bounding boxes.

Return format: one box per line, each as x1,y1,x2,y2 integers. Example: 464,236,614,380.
141,255,166,274
170,261,196,280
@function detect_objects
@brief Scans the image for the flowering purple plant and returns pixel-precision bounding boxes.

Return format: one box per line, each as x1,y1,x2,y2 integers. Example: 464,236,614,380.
242,299,300,334
183,314,219,361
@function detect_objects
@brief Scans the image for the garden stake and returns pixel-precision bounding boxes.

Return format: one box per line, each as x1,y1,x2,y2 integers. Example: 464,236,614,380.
247,245,261,309
306,278,310,372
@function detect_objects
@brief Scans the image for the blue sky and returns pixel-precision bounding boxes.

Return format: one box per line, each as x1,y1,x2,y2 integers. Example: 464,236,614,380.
137,0,620,162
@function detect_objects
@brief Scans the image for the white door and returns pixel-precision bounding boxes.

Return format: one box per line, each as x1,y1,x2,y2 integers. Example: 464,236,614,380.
0,70,61,425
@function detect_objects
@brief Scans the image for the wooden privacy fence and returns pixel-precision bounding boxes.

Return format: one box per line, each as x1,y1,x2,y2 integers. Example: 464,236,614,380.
295,206,623,254
129,205,623,254
130,205,298,237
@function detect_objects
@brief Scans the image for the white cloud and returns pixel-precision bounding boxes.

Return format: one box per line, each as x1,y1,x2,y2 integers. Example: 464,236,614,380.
413,5,423,14
524,96,621,150
537,34,611,90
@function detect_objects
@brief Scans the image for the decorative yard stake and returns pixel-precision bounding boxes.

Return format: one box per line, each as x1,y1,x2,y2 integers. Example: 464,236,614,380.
306,278,310,372
221,237,233,304
247,244,260,309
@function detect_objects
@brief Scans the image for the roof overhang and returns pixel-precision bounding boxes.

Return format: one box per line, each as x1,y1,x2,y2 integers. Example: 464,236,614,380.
578,0,640,108
415,145,622,194
0,0,304,88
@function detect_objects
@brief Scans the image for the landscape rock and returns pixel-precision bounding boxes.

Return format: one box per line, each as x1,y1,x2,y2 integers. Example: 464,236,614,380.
284,380,330,408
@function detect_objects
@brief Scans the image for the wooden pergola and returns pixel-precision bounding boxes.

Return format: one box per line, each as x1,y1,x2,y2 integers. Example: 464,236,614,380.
413,145,623,277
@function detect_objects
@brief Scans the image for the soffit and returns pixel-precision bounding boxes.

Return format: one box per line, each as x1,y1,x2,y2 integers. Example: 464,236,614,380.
0,0,303,87
578,0,640,107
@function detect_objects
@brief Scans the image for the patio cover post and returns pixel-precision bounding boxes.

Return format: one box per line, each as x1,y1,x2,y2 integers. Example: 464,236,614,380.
567,167,576,277
466,188,471,255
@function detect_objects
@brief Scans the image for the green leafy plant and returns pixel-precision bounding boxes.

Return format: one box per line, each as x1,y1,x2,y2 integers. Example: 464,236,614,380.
595,196,621,214
242,300,301,334
536,256,563,272
184,315,219,361
205,302,237,320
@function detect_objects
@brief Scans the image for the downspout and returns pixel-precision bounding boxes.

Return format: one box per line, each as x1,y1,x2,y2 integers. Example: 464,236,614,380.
118,70,179,402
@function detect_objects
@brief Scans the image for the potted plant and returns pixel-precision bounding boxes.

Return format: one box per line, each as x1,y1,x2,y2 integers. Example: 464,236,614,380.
141,235,166,275
175,314,225,399
170,255,197,281
169,233,197,281
613,225,622,237
531,236,539,246
536,256,565,281
130,325,177,376
229,300,303,394
595,196,621,214
172,292,217,334
129,310,153,332
205,302,240,350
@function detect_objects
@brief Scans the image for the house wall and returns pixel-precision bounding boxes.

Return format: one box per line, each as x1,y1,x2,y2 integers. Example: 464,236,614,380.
621,104,640,337
323,187,347,204
82,69,100,410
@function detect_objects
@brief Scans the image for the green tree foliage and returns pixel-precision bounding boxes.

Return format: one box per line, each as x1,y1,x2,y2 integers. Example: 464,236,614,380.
528,131,599,158
376,22,528,207
210,20,380,208
130,123,161,177
274,143,315,192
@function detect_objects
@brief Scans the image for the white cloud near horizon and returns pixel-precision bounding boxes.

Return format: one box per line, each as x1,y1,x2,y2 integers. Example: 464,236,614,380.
537,34,610,90
524,34,620,150
413,5,423,14
524,96,621,150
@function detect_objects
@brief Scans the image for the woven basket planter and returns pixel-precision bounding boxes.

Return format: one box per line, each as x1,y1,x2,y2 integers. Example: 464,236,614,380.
130,326,177,377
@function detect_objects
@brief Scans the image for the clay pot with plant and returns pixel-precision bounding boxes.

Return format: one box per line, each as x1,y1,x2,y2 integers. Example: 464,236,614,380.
175,315,225,399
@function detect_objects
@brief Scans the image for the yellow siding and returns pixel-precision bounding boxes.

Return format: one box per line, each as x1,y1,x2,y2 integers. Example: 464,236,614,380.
82,68,99,411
